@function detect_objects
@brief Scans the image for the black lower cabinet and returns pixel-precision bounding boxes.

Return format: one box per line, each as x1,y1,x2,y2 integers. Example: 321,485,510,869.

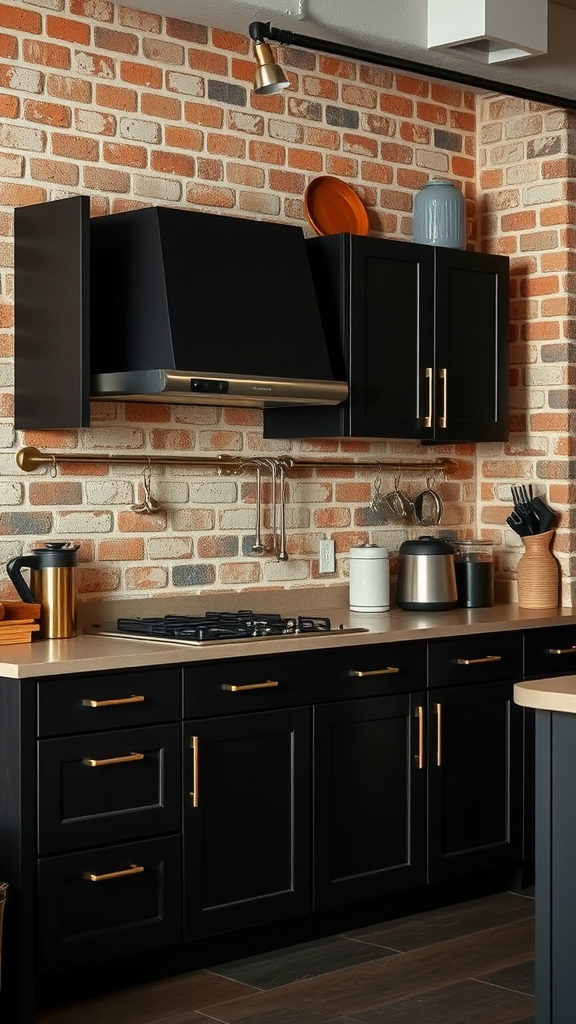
427,681,523,883
313,693,427,909
183,707,310,938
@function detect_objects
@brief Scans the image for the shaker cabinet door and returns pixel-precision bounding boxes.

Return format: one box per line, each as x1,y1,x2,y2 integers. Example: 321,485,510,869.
183,707,310,939
313,692,427,909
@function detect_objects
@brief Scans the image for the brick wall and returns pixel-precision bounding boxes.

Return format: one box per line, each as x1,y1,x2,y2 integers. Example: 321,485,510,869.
478,96,576,605
0,0,571,604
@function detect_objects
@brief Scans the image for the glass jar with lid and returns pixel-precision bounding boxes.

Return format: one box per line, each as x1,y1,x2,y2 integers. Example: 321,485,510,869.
454,540,494,608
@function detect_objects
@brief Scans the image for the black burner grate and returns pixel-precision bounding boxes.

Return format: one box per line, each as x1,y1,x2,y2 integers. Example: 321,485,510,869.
116,610,333,643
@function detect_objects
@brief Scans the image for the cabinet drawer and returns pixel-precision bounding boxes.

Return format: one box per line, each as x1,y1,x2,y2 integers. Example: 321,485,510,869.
183,644,422,717
524,625,576,678
37,666,182,737
38,724,181,854
37,835,181,971
428,632,523,688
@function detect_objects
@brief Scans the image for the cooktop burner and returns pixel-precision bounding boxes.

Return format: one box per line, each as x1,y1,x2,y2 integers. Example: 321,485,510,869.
84,610,367,646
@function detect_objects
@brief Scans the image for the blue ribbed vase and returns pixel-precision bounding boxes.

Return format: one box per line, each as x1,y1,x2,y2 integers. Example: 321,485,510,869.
412,179,466,249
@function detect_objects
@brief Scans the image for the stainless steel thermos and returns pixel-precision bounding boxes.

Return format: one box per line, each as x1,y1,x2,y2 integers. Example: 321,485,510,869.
6,542,79,638
396,536,458,611
349,544,390,612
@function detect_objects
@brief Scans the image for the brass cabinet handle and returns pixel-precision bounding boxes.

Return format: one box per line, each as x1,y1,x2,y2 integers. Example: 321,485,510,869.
439,367,447,429
190,735,199,808
547,647,576,655
83,864,144,883
223,680,279,691
415,705,424,770
82,752,144,767
424,366,433,428
435,702,442,767
349,667,400,678
82,695,145,708
456,655,502,665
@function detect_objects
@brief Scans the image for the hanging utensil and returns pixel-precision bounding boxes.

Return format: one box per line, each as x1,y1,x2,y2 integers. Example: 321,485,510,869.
131,462,162,514
252,464,264,554
383,474,415,524
413,475,443,526
369,475,390,524
277,462,288,561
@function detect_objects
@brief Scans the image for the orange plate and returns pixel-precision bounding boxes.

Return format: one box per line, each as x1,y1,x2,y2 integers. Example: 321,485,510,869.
304,176,369,237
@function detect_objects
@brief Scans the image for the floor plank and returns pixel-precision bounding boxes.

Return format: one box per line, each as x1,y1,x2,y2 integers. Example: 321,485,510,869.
323,978,534,1023
344,892,534,953
35,970,257,1024
199,917,534,1024
211,934,400,989
474,960,535,996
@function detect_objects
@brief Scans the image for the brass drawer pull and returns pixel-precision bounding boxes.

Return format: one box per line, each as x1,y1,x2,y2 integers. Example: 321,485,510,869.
415,705,424,770
436,702,442,767
547,647,576,655
190,735,199,808
82,695,145,708
83,864,144,883
82,752,145,767
224,680,279,691
439,367,448,429
456,655,502,665
349,667,400,678
424,366,433,428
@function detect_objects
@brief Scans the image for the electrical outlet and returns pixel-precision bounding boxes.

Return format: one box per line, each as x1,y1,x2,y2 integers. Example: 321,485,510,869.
319,539,335,574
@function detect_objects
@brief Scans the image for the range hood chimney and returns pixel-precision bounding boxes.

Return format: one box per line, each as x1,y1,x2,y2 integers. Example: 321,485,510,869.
90,206,347,409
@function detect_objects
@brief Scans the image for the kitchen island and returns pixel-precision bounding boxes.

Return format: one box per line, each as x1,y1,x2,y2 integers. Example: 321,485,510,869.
514,674,576,1024
1,594,575,1024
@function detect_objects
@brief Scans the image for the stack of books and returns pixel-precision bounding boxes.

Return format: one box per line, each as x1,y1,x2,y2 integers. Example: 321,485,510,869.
0,601,42,645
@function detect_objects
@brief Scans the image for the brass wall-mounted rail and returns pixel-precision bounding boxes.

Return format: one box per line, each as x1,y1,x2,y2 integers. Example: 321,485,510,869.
16,445,458,476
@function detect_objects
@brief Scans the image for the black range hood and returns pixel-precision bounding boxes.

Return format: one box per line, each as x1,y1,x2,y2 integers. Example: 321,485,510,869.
90,206,347,409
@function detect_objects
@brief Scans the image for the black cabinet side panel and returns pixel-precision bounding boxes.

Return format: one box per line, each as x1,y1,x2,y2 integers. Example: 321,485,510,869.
14,196,90,429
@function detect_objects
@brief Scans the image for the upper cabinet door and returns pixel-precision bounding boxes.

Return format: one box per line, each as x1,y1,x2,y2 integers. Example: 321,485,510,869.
433,248,509,443
347,237,435,439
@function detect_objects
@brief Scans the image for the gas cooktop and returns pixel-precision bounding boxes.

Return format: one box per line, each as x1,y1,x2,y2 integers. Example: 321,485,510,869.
84,610,368,646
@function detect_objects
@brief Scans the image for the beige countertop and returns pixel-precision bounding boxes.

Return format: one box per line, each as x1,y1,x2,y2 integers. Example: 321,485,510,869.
0,590,574,679
514,676,576,714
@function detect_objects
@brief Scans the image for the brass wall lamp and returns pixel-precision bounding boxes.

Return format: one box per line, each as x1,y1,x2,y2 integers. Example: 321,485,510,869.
249,21,290,95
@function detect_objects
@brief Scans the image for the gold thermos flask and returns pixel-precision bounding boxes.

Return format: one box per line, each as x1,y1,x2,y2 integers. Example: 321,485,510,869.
6,542,79,638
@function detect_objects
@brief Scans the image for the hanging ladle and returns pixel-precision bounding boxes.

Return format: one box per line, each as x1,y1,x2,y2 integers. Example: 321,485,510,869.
277,461,288,561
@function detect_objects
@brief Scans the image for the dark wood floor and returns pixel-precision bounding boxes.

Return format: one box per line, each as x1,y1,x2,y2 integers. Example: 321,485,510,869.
36,889,535,1024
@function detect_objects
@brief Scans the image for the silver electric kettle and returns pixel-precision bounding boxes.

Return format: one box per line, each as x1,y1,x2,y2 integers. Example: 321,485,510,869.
6,541,79,638
396,536,458,611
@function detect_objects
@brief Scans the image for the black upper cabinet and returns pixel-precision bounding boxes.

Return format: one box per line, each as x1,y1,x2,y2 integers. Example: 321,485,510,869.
14,195,91,430
264,234,510,442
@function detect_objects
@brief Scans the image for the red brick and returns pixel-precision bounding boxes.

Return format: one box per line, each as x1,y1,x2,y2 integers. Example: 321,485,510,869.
248,139,284,165
230,57,253,82
69,0,113,21
450,109,475,132
416,101,447,125
165,19,207,43
380,141,413,165
94,27,139,55
451,156,475,179
99,538,145,560
400,121,430,144
0,3,41,33
103,142,147,168
96,84,138,111
83,166,129,191
0,32,17,58
288,147,322,171
23,100,71,127
0,94,19,118
189,47,228,75
48,74,91,102
165,125,203,150
325,155,357,178
397,74,429,96
151,150,195,176
121,60,162,89
211,28,249,54
380,94,412,118
480,169,503,190
46,15,90,44
186,184,235,208
501,211,537,232
29,157,79,185
303,126,339,150
303,75,338,100
319,56,356,80
141,94,181,119
22,39,71,69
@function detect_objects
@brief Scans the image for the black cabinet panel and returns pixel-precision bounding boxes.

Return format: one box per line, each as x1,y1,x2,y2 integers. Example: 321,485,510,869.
313,693,426,909
183,707,310,938
37,835,181,971
524,624,576,678
428,632,523,687
264,234,508,441
427,681,523,883
38,724,181,853
38,667,182,737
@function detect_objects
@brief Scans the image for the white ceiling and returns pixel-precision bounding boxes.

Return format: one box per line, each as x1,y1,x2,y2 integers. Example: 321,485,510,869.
128,0,576,105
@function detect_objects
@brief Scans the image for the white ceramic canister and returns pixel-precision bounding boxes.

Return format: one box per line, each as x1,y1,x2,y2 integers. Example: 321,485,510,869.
349,543,390,612
412,178,466,249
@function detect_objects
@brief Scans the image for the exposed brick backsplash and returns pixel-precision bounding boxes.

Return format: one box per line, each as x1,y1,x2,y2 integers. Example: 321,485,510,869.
0,0,574,605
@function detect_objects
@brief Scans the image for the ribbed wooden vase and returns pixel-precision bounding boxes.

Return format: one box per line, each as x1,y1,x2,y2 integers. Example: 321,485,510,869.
516,529,559,609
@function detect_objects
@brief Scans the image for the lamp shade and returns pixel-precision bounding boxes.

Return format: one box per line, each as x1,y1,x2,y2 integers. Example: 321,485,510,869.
253,41,290,95
427,0,547,63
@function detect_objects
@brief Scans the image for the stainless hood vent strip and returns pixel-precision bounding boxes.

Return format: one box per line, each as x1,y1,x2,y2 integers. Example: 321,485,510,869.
91,369,348,409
